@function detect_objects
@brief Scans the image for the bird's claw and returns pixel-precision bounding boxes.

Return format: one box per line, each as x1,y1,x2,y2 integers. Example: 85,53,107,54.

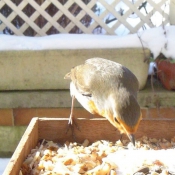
68,115,73,125
66,118,80,140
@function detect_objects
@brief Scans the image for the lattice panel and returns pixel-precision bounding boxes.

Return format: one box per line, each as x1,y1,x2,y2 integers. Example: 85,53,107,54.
0,0,170,36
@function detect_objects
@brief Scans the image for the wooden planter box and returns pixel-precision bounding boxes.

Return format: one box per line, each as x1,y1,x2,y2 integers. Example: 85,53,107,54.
3,117,175,175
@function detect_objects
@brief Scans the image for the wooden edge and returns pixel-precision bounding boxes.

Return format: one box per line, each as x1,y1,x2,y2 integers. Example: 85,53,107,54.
38,117,120,144
38,117,175,144
38,117,106,121
3,117,39,175
3,117,175,175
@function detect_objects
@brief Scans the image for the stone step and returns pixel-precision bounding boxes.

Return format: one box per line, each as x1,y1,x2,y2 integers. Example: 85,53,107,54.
0,80,175,109
0,48,149,90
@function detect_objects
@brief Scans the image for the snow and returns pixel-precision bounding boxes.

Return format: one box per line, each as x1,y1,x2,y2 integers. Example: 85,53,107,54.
0,33,141,50
105,149,175,175
148,62,157,75
0,25,175,60
0,158,10,174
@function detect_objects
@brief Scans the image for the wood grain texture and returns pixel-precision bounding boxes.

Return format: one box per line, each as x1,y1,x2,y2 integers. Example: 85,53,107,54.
0,0,169,36
3,118,38,175
38,118,175,143
38,118,119,144
4,117,175,175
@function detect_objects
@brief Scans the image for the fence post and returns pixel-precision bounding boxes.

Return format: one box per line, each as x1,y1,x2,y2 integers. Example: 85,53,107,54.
170,0,175,25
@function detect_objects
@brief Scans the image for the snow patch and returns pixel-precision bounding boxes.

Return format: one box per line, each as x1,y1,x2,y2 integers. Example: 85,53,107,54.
0,26,175,60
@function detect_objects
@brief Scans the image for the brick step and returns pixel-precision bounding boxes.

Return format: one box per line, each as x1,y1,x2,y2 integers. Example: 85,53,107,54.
0,107,175,127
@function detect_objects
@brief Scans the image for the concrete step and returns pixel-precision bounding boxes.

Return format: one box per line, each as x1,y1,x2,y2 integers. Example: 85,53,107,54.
0,78,175,156
0,48,149,90
0,79,175,109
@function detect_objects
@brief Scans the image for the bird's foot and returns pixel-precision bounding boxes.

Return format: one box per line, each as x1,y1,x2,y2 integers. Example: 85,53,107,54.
66,118,80,140
68,115,73,125
120,133,123,142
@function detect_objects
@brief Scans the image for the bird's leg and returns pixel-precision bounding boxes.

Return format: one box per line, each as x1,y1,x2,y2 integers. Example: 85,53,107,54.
119,133,128,149
68,95,75,125
66,95,80,138
120,133,123,143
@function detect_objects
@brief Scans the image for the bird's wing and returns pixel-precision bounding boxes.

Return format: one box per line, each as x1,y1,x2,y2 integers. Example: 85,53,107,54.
68,63,95,96
118,66,139,98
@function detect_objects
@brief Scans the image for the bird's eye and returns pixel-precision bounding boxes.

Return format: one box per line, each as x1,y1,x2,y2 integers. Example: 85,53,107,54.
114,117,120,125
82,93,92,97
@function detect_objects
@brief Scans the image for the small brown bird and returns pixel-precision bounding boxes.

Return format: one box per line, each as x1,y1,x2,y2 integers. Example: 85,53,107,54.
64,57,142,145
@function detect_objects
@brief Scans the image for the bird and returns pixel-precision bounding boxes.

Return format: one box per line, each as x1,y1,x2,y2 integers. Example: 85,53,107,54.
64,57,142,146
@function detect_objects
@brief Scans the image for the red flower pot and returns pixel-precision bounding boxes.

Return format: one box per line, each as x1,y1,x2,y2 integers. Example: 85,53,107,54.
156,59,175,90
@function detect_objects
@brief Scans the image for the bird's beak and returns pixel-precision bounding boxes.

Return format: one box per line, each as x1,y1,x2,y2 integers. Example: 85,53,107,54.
128,134,135,146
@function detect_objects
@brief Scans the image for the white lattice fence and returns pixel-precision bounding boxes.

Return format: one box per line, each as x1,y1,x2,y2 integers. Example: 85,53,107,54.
0,0,171,36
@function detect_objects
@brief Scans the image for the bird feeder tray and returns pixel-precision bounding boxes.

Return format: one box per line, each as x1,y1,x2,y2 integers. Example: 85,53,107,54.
3,117,175,175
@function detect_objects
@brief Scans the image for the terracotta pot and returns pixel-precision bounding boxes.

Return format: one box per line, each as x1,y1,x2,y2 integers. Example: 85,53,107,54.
156,59,175,90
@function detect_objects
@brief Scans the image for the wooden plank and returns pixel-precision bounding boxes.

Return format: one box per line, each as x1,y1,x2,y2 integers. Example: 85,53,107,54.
123,0,154,28
75,0,115,34
20,0,52,35
3,117,175,174
83,0,100,33
0,0,170,36
147,0,169,19
38,118,120,144
0,0,5,8
0,13,23,35
64,0,75,9
40,11,65,34
4,0,46,36
38,0,76,34
102,1,150,33
0,23,6,32
1,0,28,33
132,12,154,32
98,0,135,33
134,0,169,28
53,0,91,33
27,0,66,34
51,0,92,34
124,0,168,29
7,0,29,34
65,12,86,33
38,118,175,144
106,0,129,33
3,118,39,175
90,7,111,34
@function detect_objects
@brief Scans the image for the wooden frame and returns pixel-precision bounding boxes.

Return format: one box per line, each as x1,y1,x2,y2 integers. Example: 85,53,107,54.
0,0,170,36
3,117,175,175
